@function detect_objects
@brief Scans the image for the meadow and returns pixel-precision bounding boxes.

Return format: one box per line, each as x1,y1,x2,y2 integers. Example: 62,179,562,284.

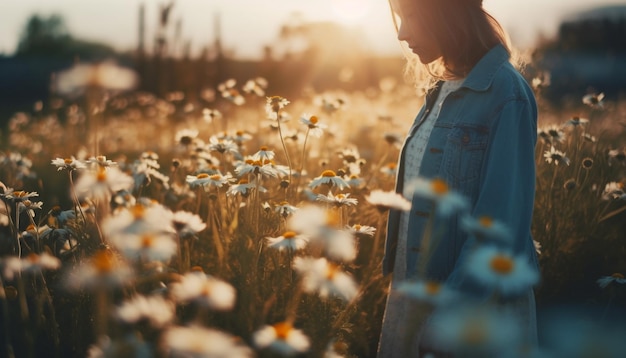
1,62,625,357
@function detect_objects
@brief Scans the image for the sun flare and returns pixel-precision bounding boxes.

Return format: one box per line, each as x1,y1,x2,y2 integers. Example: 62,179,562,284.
330,0,373,25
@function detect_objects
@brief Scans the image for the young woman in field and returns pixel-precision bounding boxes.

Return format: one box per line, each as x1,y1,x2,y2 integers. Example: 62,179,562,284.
378,0,540,356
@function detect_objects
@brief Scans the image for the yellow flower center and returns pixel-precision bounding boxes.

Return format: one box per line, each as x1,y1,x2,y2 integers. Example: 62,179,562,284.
490,255,514,275
260,145,269,151
479,216,493,228
336,194,345,199
96,168,107,182
27,253,39,263
14,191,26,198
425,281,441,295
326,262,340,279
310,116,318,124
92,251,115,273
431,179,449,195
97,155,106,162
196,173,209,179
64,158,73,164
354,224,361,230
238,178,249,184
283,231,297,239
131,204,146,219
273,322,292,340
612,273,624,279
386,162,397,169
321,170,337,177
236,130,244,136
23,199,32,207
209,174,222,181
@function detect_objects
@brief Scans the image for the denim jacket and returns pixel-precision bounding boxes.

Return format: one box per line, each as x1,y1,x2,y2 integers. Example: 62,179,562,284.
383,44,539,299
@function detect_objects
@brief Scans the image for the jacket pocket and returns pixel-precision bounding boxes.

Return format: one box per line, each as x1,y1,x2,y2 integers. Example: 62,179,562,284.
442,124,490,190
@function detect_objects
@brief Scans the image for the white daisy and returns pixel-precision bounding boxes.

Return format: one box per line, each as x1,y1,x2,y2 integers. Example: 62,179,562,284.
544,146,571,166
74,166,134,200
316,191,358,208
164,326,253,358
253,321,310,356
169,271,236,311
172,210,206,237
596,273,626,289
116,294,174,328
51,157,87,171
266,231,309,251
396,280,458,306
460,215,512,243
405,177,468,216
365,190,411,212
293,256,358,301
300,113,328,138
309,170,349,190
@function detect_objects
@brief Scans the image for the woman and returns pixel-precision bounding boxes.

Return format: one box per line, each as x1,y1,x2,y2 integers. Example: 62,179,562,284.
378,0,539,356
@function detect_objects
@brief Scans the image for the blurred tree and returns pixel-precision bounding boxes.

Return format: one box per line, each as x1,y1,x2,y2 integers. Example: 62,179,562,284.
15,14,117,60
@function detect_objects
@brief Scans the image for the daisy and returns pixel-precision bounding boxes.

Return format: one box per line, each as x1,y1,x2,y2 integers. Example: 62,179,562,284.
116,294,174,328
428,305,523,356
266,231,309,251
2,252,61,280
346,224,376,239
383,132,403,148
51,157,87,171
543,146,571,166
86,155,117,168
67,250,133,290
316,229,357,262
102,202,174,237
460,215,512,243
597,273,626,289
309,170,349,190
406,177,469,216
227,178,263,197
185,172,232,189
562,116,589,127
164,326,253,358
545,124,566,143
582,132,596,143
345,174,364,189
465,246,539,295
1,189,39,202
208,135,239,155
74,166,134,201
266,96,290,117
365,190,411,212
234,158,279,178
396,279,458,306
175,129,199,147
608,148,626,166
533,240,542,255
252,146,276,161
288,205,336,236
293,256,358,301
18,199,43,218
202,108,222,123
253,321,310,356
380,162,397,177
337,147,361,165
172,210,206,238
243,77,268,96
232,129,253,144
110,232,178,262
300,113,328,138
582,92,605,109
601,181,624,200
316,191,358,208
169,271,236,311
581,157,594,170
219,79,245,105
274,201,298,218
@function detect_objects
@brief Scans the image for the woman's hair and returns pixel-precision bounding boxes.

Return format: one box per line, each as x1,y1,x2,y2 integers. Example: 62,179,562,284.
390,0,523,93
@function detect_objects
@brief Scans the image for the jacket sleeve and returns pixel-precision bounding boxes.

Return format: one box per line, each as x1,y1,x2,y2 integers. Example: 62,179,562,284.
445,97,538,301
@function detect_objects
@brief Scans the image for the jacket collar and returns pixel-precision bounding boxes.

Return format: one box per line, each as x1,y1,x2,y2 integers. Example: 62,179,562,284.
460,44,511,92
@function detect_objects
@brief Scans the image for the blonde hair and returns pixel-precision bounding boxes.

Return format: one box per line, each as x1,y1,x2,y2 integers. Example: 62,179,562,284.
389,0,525,94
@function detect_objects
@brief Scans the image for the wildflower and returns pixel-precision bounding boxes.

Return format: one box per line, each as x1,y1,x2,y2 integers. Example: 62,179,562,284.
346,224,376,239
602,181,625,200
460,215,512,243
266,96,290,117
164,326,253,358
51,157,87,171
219,79,245,105
67,250,133,289
314,94,346,115
234,158,280,178
169,271,236,310
543,146,571,166
293,256,358,301
243,77,268,97
596,273,626,289
227,178,262,197
396,280,458,306
232,129,253,144
316,191,358,208
365,190,412,212
1,189,39,202
87,155,117,168
383,132,403,148
380,162,397,177
175,129,199,146
405,177,469,216
252,146,275,161
275,201,298,218
546,124,566,143
185,172,232,189
74,166,134,200
428,305,522,356
533,240,542,255
309,170,349,190
266,231,309,251
172,210,206,238
582,92,605,109
563,178,577,191
2,252,61,280
563,116,589,127
300,113,328,138
345,174,364,189
608,148,626,166
111,232,177,262
55,61,137,95
102,202,174,237
582,132,596,143
337,147,361,165
202,108,222,123
253,321,310,356
18,199,43,218
581,157,594,170
465,246,539,295
208,135,240,155
325,339,348,358
116,294,174,328
318,229,357,262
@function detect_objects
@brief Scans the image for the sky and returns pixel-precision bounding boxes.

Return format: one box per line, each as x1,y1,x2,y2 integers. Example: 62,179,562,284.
0,0,620,59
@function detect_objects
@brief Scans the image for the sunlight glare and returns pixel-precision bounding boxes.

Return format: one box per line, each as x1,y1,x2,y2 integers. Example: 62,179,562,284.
330,0,373,25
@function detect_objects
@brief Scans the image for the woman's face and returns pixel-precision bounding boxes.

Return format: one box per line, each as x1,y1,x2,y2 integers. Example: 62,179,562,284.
392,1,442,64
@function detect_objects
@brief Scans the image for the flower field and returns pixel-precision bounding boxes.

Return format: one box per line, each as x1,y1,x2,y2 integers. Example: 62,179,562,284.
1,65,626,357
